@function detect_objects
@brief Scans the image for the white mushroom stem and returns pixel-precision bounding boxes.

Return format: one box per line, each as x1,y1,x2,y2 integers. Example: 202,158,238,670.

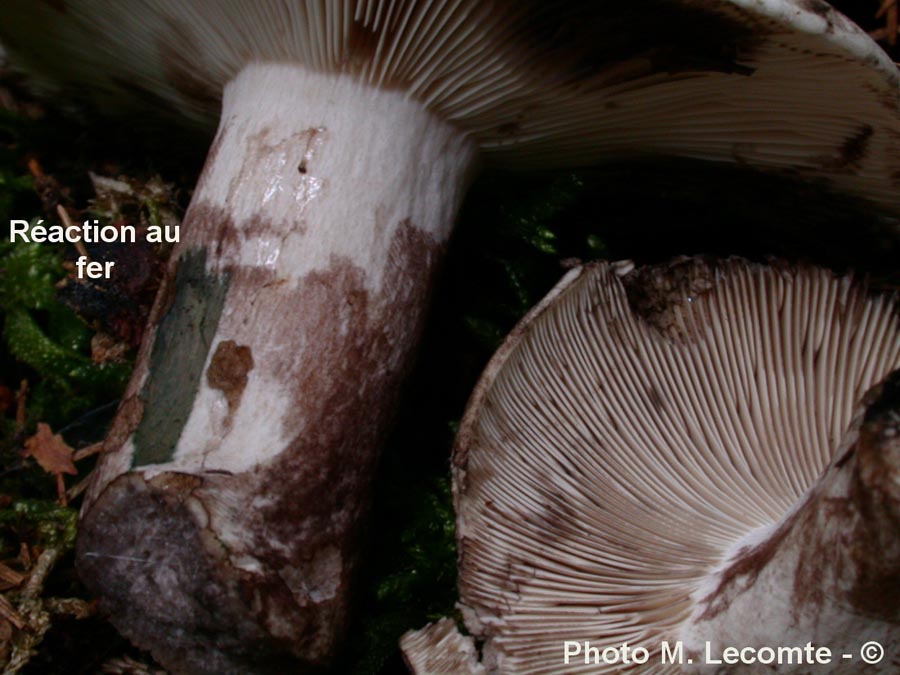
76,63,475,674
681,375,900,673
112,63,475,477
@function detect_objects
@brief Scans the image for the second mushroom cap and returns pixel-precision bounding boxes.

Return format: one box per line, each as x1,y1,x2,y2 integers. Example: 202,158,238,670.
420,257,900,674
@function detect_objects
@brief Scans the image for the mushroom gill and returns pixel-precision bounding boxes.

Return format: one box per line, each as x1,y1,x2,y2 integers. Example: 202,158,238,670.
408,258,900,674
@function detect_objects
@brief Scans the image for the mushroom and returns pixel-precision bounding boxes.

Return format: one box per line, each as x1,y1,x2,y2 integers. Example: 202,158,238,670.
405,258,900,673
2,2,900,672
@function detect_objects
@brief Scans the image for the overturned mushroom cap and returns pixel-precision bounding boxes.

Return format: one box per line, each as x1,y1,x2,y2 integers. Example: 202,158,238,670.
440,258,900,673
2,1,900,211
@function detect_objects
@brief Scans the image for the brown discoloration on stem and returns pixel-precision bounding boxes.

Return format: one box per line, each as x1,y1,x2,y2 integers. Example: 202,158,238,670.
77,208,445,674
207,340,254,413
848,374,900,618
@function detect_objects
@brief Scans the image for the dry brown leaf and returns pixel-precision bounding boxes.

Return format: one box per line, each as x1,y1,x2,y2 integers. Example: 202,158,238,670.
0,563,24,592
0,595,24,630
23,424,77,476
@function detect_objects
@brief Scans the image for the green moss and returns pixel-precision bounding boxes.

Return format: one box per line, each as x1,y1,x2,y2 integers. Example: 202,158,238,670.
0,239,62,311
346,478,458,675
0,500,78,552
0,237,130,431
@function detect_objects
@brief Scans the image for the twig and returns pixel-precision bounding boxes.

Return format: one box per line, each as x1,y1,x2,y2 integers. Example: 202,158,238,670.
14,381,27,436
0,564,24,592
25,158,43,180
65,472,93,502
57,204,90,260
43,597,93,619
875,0,899,45
73,442,103,462
55,474,67,507
100,655,169,675
0,595,25,631
21,548,59,604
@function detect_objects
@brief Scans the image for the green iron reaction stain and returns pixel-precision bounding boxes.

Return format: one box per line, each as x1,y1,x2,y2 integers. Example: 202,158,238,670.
132,248,229,467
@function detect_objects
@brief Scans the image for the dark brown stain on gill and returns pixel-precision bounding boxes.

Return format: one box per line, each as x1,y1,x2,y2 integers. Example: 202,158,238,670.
505,0,763,90
207,340,254,414
821,124,875,171
346,20,380,72
523,483,579,548
645,385,665,412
